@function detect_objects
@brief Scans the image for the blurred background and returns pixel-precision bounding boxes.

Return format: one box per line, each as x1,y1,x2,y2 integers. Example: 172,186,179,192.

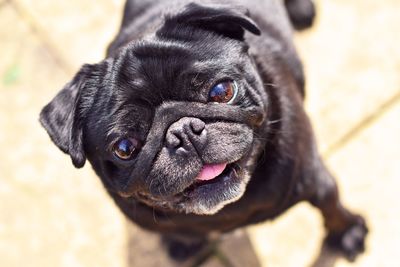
1,0,399,266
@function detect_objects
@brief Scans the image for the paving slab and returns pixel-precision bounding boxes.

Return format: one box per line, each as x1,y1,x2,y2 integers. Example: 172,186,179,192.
325,101,400,267
13,0,124,73
248,203,324,267
296,0,400,153
0,5,126,267
126,223,178,267
218,230,261,267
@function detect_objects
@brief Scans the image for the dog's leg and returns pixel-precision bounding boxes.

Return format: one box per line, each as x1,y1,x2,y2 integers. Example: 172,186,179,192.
307,160,368,261
284,0,316,30
161,234,214,263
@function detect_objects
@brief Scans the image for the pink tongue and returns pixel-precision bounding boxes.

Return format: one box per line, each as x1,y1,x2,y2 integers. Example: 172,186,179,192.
196,163,227,181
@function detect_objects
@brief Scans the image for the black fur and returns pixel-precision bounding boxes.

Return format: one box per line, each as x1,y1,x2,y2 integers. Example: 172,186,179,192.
40,0,367,262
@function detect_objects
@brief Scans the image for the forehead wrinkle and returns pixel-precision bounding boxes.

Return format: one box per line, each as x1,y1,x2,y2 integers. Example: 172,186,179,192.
132,39,191,58
189,60,244,78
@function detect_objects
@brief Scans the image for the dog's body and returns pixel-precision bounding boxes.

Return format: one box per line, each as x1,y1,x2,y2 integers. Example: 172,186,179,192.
40,0,367,262
107,0,306,233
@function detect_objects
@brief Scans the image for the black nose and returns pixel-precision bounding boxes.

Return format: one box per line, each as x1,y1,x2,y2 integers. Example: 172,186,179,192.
165,117,207,155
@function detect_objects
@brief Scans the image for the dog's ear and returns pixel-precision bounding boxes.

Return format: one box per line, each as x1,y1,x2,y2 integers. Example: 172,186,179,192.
40,64,99,168
165,3,261,40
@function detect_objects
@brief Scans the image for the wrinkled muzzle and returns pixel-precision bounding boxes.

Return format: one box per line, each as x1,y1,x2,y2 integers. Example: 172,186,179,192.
117,101,264,197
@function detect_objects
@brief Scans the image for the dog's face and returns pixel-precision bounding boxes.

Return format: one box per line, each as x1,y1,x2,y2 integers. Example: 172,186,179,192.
40,3,268,215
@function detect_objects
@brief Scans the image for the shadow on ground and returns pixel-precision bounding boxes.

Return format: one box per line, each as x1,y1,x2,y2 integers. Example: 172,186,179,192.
126,223,260,267
126,223,348,267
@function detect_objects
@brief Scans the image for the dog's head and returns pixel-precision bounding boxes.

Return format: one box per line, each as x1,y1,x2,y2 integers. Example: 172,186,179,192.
40,3,268,215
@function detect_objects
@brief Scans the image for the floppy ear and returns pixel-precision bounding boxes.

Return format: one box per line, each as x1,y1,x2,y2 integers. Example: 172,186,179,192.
40,64,97,168
166,2,261,40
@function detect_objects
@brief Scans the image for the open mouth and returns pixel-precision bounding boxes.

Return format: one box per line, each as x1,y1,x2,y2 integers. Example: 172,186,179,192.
133,162,244,214
179,162,240,197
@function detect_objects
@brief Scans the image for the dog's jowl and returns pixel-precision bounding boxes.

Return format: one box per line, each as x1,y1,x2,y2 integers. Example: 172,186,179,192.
40,0,367,262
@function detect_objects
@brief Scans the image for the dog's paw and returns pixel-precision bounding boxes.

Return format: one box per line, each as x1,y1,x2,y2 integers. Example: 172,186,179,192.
284,0,316,30
325,216,368,261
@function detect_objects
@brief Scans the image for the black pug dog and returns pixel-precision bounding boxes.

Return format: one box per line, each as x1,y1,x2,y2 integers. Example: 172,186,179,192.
40,0,367,262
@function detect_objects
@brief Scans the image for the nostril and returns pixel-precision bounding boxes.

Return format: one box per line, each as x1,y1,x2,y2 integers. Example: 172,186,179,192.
165,118,207,154
166,132,182,149
190,120,205,135
176,147,188,156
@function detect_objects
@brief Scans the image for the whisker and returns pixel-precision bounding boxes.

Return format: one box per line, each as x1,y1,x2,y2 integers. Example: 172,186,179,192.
267,119,282,125
264,82,278,88
152,207,158,224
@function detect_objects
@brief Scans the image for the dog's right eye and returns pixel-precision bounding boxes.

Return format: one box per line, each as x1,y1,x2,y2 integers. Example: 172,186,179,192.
113,138,141,160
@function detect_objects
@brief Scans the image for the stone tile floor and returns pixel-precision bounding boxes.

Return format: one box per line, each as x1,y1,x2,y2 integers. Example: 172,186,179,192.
0,0,399,266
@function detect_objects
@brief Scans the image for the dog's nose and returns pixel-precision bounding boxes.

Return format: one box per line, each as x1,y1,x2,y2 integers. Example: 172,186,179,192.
165,117,207,155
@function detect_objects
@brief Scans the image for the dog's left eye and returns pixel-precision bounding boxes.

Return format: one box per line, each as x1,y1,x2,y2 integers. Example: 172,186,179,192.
208,81,238,104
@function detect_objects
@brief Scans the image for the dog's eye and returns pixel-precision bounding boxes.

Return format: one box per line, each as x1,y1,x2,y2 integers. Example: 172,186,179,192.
208,81,238,104
113,138,140,160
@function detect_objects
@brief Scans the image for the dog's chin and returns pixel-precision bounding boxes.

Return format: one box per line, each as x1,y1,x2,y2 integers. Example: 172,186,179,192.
175,163,249,215
134,163,250,215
